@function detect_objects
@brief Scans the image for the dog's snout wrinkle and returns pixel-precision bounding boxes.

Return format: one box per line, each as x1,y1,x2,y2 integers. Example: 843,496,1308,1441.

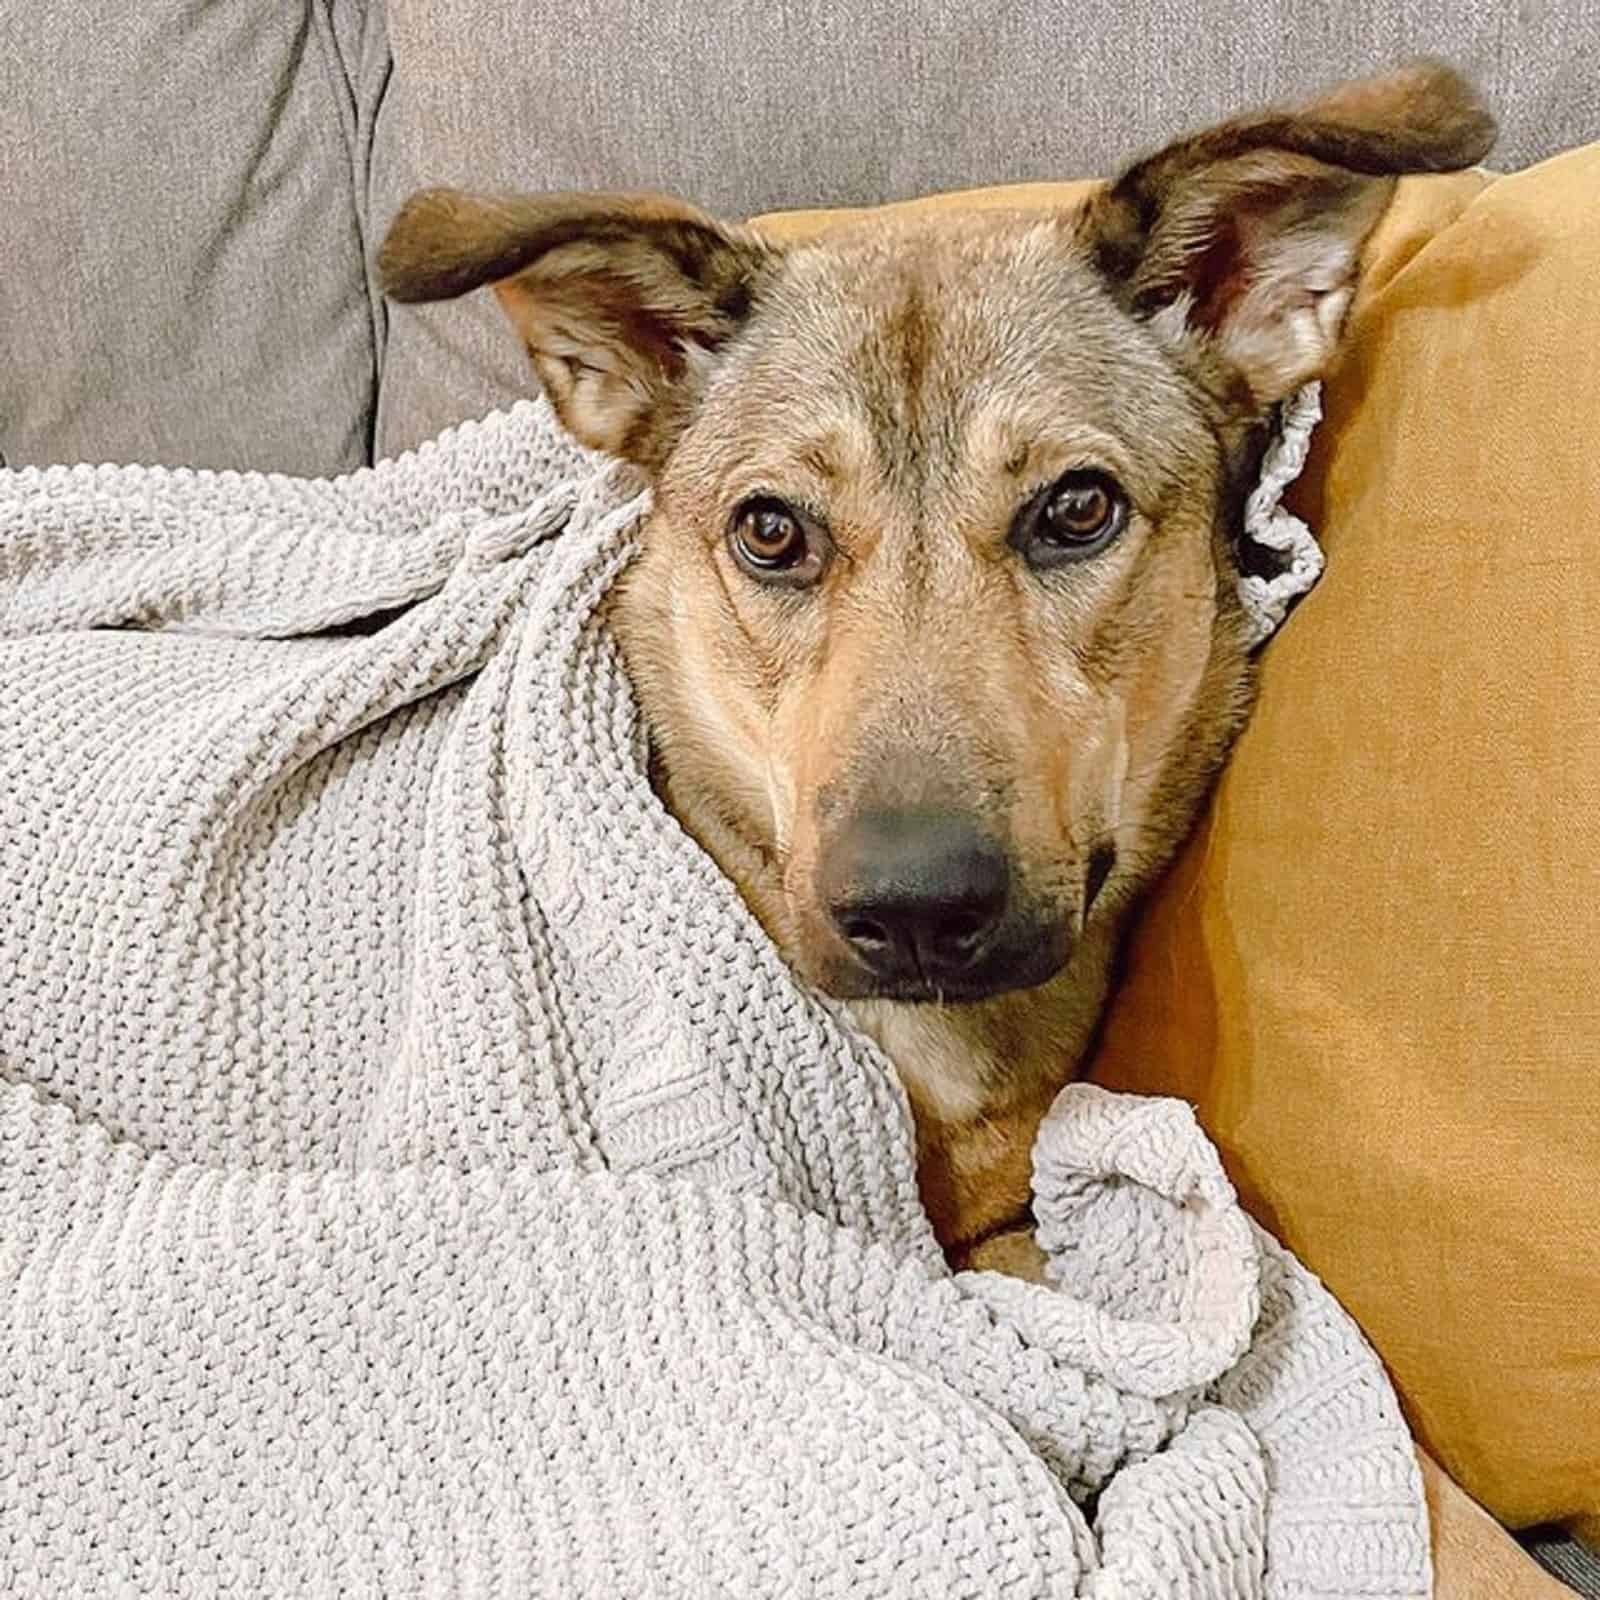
1083,841,1117,918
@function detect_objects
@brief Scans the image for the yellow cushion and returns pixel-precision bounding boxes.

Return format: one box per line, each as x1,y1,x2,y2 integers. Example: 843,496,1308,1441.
754,157,1600,1538
751,179,1100,240
1088,147,1600,1540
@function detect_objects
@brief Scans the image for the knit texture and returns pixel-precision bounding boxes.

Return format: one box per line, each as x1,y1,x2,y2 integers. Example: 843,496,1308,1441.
0,399,1421,1599
1238,384,1325,647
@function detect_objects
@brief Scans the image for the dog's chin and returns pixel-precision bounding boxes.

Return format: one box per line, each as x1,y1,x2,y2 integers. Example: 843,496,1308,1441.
799,930,1072,1007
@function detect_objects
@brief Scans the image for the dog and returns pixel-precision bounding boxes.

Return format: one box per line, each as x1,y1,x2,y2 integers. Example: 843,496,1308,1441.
379,62,1493,1275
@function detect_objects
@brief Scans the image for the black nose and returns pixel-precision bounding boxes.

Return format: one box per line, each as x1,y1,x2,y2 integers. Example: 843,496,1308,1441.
820,809,1010,983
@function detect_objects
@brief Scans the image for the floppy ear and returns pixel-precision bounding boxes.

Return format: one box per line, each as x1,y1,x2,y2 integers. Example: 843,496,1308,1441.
1081,61,1496,409
378,190,776,468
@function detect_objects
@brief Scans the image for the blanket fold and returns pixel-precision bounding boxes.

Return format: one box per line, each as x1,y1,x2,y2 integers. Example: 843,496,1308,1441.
0,401,1427,1599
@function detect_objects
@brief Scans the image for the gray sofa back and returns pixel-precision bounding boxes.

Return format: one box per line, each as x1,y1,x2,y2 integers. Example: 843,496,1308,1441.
3,0,1596,471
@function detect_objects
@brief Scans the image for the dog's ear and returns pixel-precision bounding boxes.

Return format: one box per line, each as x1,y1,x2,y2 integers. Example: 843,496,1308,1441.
1080,61,1495,409
379,190,776,469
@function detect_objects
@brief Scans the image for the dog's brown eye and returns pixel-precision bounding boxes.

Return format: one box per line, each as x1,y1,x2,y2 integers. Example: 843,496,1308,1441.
729,497,824,583
1046,478,1114,540
1013,469,1127,567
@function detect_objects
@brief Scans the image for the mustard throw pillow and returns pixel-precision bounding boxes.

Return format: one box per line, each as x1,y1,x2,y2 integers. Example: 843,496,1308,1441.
1087,147,1600,1540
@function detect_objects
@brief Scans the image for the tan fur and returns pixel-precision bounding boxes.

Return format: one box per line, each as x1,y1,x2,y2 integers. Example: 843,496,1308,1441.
380,62,1494,1265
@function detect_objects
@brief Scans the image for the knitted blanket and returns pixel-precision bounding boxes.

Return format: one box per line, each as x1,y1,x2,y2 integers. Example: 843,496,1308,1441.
0,400,1426,1599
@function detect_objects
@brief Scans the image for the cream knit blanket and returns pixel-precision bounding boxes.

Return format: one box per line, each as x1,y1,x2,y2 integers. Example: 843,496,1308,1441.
0,400,1425,1599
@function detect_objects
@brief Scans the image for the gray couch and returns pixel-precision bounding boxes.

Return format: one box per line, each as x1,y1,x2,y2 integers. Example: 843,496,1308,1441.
2,2,1597,1593
3,1,1598,477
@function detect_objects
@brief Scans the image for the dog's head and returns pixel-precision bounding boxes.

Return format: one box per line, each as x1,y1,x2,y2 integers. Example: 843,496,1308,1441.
382,64,1491,1005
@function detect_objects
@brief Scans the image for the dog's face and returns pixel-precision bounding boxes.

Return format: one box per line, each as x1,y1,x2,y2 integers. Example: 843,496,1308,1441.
624,224,1239,1003
382,64,1491,1006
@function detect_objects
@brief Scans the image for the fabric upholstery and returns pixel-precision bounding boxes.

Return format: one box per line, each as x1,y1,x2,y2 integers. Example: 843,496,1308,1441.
0,2,383,474
6,3,1594,468
1085,147,1600,1543
371,0,1600,454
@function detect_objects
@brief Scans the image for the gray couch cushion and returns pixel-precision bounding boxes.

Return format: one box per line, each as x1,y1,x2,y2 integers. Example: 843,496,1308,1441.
371,0,1600,456
0,2,383,473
